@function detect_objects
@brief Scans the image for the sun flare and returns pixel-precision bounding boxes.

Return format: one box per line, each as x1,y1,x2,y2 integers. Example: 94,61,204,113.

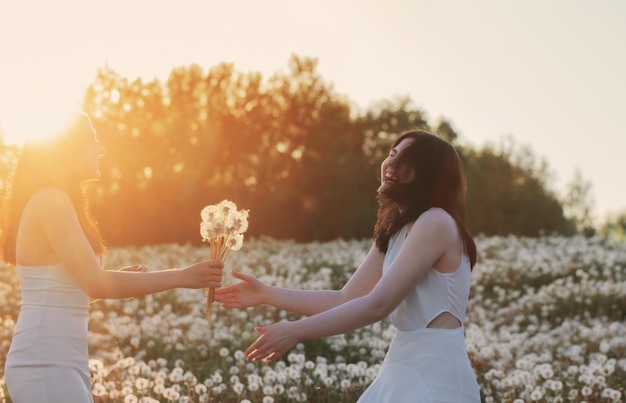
0,101,83,146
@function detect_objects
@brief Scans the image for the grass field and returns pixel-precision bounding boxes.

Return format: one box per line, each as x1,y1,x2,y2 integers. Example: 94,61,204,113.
1,235,625,402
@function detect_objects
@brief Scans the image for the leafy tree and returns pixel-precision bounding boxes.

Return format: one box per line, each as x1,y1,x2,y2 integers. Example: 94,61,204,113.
463,142,575,236
563,169,596,236
0,56,579,245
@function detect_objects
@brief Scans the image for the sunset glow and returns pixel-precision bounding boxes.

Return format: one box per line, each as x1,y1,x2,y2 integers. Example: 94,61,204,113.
1,102,83,146
0,0,624,220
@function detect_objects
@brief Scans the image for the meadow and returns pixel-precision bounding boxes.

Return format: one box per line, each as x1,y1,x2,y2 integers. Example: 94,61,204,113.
1,235,625,402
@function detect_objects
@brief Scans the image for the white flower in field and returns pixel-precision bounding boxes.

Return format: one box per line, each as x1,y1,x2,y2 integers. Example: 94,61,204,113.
529,388,543,401
567,365,578,375
263,396,275,403
600,340,611,353
89,358,105,373
121,357,136,368
211,371,223,384
593,375,606,387
578,372,592,384
153,383,164,394
287,386,298,399
184,371,197,385
247,374,262,386
124,395,138,403
536,363,554,379
274,384,285,395
219,347,229,357
263,370,277,384
340,379,351,390
162,387,180,400
286,367,299,381
91,310,104,320
546,379,562,391
234,349,245,361
93,382,107,397
233,382,244,395
593,353,608,365
581,386,593,396
121,386,133,396
169,367,184,383
195,384,207,394
248,381,260,392
605,388,622,401
513,399,524,403
135,377,149,390
276,372,287,384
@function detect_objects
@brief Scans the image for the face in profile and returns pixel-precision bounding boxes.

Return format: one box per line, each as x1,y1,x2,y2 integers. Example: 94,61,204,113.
64,114,105,182
378,137,416,196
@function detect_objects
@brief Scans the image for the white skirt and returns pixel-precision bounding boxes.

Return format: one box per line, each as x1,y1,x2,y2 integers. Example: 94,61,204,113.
358,326,480,403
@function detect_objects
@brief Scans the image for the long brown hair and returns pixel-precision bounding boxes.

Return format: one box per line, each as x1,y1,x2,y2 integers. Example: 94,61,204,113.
373,129,477,267
0,112,105,266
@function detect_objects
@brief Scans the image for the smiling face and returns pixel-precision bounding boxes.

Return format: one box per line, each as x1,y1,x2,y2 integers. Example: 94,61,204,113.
378,137,416,195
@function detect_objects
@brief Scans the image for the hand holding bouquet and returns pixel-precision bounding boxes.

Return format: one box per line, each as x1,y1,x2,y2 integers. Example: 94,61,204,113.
200,199,249,326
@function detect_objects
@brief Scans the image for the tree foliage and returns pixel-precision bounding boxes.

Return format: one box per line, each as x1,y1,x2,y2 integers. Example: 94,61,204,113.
0,55,579,246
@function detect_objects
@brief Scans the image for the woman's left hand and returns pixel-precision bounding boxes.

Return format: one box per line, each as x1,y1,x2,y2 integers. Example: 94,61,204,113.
245,321,299,361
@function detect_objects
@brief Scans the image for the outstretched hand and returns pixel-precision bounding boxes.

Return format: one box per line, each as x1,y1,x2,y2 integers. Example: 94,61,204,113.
245,321,299,362
214,270,267,308
181,260,224,289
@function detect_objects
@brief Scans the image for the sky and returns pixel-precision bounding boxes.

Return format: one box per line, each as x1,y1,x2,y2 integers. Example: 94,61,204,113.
1,0,624,223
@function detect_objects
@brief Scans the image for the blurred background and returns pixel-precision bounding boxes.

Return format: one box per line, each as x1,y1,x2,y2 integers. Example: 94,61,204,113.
1,0,624,246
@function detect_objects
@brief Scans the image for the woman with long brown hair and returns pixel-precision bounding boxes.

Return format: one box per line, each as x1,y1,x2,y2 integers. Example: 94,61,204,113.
216,129,481,402
0,112,224,402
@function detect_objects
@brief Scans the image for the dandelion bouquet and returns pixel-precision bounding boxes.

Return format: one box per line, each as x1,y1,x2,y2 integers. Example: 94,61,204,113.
200,199,249,327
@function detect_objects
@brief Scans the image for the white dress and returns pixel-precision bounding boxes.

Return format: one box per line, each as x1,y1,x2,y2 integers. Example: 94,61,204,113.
4,264,94,403
358,223,481,403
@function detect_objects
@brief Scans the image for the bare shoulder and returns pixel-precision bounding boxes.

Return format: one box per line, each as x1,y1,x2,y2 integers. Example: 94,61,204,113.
416,207,457,230
404,208,460,248
24,188,76,224
29,188,72,210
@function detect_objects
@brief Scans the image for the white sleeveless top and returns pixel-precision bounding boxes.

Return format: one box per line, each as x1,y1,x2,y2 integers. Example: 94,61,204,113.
4,264,93,402
382,219,472,331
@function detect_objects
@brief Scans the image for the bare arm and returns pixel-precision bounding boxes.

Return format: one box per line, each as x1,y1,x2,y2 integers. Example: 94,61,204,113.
245,209,459,361
36,189,223,299
216,243,385,316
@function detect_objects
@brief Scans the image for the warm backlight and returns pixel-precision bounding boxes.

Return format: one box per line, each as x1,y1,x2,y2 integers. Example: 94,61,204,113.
0,103,81,146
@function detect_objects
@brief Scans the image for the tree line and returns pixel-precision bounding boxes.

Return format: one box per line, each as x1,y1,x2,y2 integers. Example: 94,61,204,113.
1,55,595,247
